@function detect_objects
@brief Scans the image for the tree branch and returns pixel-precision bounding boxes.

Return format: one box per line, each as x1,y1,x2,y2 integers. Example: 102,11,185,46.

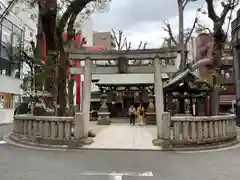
125,41,131,50
111,29,129,50
66,10,79,41
196,22,213,34
182,0,188,9
219,0,238,27
111,29,121,49
138,41,143,49
205,0,219,22
185,17,198,44
56,0,93,40
163,22,178,45
120,37,127,50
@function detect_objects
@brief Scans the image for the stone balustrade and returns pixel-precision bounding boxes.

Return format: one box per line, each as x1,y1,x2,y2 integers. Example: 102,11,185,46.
162,113,237,148
11,115,76,146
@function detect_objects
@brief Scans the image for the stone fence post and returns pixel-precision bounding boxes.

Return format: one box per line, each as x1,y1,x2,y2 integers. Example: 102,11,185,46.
75,113,84,139
162,112,171,140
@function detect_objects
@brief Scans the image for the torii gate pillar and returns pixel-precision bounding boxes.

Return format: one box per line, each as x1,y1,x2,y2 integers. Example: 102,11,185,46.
154,56,164,139
82,58,92,137
75,58,92,139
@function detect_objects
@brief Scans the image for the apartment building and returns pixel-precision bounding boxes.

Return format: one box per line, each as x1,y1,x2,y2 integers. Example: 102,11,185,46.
0,1,37,123
193,33,234,111
93,31,116,49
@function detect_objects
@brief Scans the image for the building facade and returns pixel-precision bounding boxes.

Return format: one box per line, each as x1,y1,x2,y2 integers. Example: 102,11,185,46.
193,33,234,111
0,1,37,123
93,31,115,49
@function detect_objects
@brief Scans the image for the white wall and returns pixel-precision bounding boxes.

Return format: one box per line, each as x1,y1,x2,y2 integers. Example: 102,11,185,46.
81,18,93,46
0,2,37,95
0,109,14,124
0,75,22,94
11,3,38,75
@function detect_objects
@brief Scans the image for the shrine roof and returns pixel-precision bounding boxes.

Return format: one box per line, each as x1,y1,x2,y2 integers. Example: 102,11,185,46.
163,68,211,91
163,69,193,89
94,73,169,85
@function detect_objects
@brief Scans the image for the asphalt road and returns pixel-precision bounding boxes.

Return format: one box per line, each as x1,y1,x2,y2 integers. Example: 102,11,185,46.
1,124,240,180
0,142,240,180
0,124,13,140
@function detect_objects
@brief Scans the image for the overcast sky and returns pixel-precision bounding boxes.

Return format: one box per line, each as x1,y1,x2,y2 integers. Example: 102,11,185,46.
91,0,237,48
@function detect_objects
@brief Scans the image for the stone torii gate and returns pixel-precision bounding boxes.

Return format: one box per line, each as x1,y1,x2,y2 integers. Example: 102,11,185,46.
64,47,179,140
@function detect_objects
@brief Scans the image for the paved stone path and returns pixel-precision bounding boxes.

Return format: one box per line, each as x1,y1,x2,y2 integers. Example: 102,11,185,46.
84,124,160,150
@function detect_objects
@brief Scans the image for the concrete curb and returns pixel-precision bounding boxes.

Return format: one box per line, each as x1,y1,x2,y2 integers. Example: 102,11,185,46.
164,140,239,152
82,147,163,151
3,132,240,153
0,122,13,126
3,133,163,152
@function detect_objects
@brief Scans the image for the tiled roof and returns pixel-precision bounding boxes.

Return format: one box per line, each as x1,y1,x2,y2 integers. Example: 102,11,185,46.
94,73,169,85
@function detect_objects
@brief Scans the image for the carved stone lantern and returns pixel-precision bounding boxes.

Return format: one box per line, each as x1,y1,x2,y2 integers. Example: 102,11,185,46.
145,86,156,124
97,89,111,125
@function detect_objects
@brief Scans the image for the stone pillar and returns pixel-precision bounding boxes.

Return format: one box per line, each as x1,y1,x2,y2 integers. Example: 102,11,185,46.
74,112,84,139
154,56,164,139
167,93,173,113
98,90,111,125
80,81,84,112
82,58,92,137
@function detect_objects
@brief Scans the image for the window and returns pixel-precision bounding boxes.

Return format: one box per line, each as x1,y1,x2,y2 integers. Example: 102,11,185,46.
200,49,208,57
1,42,11,59
221,69,233,80
1,26,11,43
12,33,21,48
13,25,22,37
29,31,33,37
0,95,4,108
30,14,37,21
0,93,20,109
2,19,12,31
0,58,21,78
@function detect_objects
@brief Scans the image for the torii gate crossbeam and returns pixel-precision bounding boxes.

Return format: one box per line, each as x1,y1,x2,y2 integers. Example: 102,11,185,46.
64,47,180,139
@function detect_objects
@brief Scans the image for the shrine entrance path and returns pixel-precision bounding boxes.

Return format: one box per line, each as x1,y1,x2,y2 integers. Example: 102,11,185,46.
85,123,162,150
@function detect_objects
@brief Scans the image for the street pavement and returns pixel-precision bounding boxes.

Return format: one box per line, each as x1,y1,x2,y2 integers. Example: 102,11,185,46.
1,143,240,179
1,123,240,179
0,123,13,140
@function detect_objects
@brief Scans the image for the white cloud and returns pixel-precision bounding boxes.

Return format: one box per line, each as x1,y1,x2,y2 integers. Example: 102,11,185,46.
91,0,239,48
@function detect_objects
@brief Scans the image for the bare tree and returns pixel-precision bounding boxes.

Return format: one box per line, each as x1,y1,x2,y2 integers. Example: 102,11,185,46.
204,0,239,115
163,0,198,70
111,29,131,50
111,29,148,65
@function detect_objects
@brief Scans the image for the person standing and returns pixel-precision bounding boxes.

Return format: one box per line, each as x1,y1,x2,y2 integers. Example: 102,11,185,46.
128,105,136,125
137,104,145,126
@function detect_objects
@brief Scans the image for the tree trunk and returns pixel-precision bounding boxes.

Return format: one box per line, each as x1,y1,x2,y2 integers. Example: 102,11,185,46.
57,45,68,116
210,38,222,115
178,1,185,70
39,0,58,105
68,77,75,116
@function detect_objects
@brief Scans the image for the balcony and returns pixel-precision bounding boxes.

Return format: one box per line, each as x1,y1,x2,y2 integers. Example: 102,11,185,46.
204,56,233,68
